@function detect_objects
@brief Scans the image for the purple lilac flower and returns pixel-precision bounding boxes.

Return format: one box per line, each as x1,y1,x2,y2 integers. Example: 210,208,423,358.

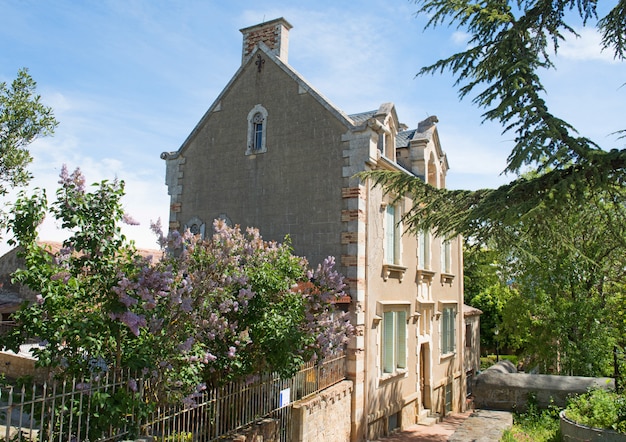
111,311,147,336
122,213,140,226
179,337,194,352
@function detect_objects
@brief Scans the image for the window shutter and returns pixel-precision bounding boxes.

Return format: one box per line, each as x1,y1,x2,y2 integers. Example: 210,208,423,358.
383,311,395,373
396,311,407,369
441,307,456,354
385,205,395,264
418,231,425,269
442,308,449,354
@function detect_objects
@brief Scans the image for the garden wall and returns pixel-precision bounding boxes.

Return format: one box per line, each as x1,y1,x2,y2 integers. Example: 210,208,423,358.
225,380,353,442
473,361,614,411
291,380,353,442
0,344,48,382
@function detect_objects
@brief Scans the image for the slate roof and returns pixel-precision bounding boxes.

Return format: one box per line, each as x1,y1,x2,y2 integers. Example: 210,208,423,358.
348,110,376,126
396,129,417,148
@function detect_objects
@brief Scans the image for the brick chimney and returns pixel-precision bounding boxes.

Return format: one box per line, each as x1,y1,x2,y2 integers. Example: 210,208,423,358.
240,17,292,65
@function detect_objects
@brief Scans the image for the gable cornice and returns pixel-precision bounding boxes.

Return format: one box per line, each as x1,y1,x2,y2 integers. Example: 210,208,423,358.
171,43,359,157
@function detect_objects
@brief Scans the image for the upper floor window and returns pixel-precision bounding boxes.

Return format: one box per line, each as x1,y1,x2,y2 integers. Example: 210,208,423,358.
253,113,263,148
385,204,401,265
418,230,431,270
246,104,268,155
441,238,452,274
465,322,472,348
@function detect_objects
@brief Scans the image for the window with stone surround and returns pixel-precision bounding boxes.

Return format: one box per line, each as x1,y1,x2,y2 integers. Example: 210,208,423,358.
381,308,408,376
382,201,407,281
418,230,431,270
440,304,456,356
246,104,268,154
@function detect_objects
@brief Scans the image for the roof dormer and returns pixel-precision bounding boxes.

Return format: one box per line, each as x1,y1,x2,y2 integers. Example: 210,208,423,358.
399,116,450,189
368,103,400,161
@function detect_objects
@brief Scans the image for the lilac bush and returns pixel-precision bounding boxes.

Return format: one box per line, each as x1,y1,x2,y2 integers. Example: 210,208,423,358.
5,166,353,399
148,219,353,385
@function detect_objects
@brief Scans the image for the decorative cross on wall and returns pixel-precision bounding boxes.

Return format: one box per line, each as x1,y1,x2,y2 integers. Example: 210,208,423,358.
256,53,265,72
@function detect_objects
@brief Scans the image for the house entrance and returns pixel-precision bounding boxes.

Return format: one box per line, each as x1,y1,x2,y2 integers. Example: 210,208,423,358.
420,343,431,411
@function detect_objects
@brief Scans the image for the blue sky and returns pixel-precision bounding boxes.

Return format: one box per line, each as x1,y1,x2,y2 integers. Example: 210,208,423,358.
1,0,623,252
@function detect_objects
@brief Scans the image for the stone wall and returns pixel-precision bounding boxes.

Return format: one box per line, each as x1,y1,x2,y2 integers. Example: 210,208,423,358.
0,344,48,383
226,419,279,442
473,361,614,411
291,380,353,442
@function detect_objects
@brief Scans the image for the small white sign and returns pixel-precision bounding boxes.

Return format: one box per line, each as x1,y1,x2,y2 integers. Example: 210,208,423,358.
279,388,291,407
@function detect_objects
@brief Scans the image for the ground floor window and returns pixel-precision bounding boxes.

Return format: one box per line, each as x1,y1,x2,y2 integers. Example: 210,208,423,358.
382,309,407,375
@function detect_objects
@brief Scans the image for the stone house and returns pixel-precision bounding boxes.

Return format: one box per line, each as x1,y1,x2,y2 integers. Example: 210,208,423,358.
162,18,469,441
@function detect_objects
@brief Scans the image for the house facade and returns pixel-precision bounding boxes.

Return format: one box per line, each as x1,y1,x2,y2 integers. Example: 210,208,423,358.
162,18,468,441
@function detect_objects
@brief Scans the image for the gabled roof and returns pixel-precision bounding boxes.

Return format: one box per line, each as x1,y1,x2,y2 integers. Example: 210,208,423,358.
394,116,450,172
170,42,362,158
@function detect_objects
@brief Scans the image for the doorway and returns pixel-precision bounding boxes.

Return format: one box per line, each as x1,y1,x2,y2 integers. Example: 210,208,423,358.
420,343,431,411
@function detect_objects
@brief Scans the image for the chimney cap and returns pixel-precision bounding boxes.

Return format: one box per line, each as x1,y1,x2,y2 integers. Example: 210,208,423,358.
239,17,293,34
240,17,293,64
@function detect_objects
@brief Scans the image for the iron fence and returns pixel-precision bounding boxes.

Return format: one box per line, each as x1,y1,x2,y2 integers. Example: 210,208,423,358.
1,353,346,441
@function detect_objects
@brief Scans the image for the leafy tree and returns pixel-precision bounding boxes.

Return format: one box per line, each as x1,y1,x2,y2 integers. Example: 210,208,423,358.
463,243,502,301
0,68,57,196
360,1,625,243
494,187,625,375
358,1,625,377
464,243,515,352
4,166,352,394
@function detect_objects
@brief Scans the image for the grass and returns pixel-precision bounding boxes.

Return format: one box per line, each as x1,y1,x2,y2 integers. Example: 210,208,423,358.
500,397,561,442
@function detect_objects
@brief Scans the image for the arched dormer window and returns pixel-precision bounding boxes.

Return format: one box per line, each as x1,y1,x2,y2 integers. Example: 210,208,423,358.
246,104,268,155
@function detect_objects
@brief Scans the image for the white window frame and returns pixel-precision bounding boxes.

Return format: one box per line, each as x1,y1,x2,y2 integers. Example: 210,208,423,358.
441,238,452,274
440,305,456,356
384,203,401,265
246,104,268,155
418,230,431,270
382,310,407,375
378,302,410,377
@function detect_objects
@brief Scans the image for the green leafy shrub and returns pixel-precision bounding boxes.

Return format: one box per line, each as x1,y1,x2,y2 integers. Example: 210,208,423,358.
565,389,626,433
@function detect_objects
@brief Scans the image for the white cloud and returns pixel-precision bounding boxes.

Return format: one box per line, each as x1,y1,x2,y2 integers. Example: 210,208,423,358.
451,31,471,46
558,27,619,64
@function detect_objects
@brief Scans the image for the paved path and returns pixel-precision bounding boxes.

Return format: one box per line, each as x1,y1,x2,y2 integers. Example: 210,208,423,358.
375,409,512,442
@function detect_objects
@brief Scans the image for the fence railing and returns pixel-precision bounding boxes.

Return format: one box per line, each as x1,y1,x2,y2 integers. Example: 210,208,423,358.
0,353,346,441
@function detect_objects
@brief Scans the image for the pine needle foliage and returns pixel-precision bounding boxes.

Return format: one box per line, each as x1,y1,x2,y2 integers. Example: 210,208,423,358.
361,1,625,241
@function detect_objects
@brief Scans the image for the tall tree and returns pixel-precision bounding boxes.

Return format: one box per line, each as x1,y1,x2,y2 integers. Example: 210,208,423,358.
463,243,514,351
495,186,625,375
361,1,625,243
0,68,57,196
1,68,57,238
